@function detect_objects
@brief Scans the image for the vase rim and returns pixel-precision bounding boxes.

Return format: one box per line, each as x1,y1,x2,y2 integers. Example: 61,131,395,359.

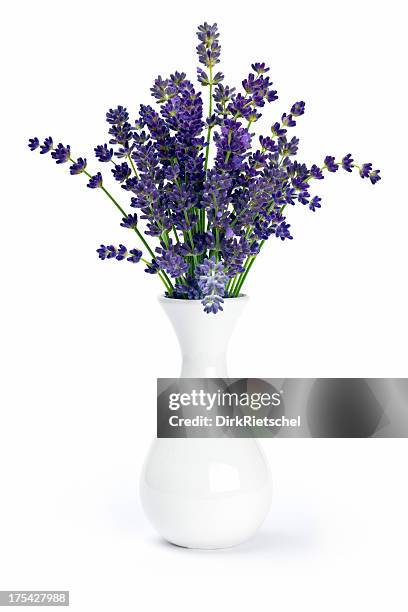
158,294,248,304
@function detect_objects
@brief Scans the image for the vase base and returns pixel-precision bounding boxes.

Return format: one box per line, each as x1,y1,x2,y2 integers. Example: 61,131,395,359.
165,535,254,550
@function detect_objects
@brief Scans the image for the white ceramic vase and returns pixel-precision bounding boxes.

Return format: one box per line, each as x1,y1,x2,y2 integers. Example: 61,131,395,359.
140,296,272,549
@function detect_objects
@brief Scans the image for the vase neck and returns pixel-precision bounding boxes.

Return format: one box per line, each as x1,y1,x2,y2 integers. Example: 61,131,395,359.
160,297,248,378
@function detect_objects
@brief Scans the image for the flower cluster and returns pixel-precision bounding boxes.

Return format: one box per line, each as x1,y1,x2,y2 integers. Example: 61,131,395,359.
29,23,381,313
96,244,142,263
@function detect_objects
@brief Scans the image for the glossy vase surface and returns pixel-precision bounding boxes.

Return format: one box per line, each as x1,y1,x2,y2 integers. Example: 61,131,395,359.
140,296,272,549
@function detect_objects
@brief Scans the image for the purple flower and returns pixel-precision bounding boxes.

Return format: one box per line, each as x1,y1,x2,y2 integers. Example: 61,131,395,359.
228,93,256,120
251,63,270,74
341,153,354,173
324,156,339,172
94,144,114,162
108,122,133,147
171,71,187,86
369,169,381,185
139,104,174,166
155,243,189,278
214,83,236,111
87,172,103,189
196,22,221,68
192,232,215,255
279,136,299,157
291,101,305,116
241,71,277,108
359,163,372,178
127,248,142,263
275,221,293,241
222,236,252,275
106,106,129,125
259,135,278,153
111,162,131,182
201,293,224,314
212,71,224,84
267,90,278,103
51,143,70,164
196,257,228,313
201,169,232,228
69,157,87,175
144,259,160,275
120,213,138,229
214,119,251,171
123,177,139,193
151,75,176,103
298,191,310,205
115,244,128,260
28,137,39,151
172,276,202,300
282,113,296,127
309,196,322,212
271,122,287,137
40,137,53,154
164,163,180,181
197,68,223,88
197,68,209,86
310,164,324,179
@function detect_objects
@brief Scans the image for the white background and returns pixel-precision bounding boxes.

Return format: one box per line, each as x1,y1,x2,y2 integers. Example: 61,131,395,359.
1,0,407,610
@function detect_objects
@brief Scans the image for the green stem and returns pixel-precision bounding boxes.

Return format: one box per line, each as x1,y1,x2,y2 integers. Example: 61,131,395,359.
228,274,240,296
234,238,267,296
76,159,173,294
184,211,198,266
173,226,180,244
100,184,127,216
234,255,256,296
128,155,139,179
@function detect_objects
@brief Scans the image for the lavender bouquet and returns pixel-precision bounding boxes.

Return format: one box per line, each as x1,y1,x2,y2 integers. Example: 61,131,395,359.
29,23,380,314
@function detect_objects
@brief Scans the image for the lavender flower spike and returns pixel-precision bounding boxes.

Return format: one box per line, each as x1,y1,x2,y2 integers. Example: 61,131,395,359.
196,257,228,314
96,244,142,263
196,23,221,68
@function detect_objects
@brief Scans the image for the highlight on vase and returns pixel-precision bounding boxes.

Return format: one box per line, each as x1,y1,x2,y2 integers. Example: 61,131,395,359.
29,22,381,314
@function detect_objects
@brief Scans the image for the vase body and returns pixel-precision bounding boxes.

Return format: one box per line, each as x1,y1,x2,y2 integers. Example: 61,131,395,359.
140,296,272,549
